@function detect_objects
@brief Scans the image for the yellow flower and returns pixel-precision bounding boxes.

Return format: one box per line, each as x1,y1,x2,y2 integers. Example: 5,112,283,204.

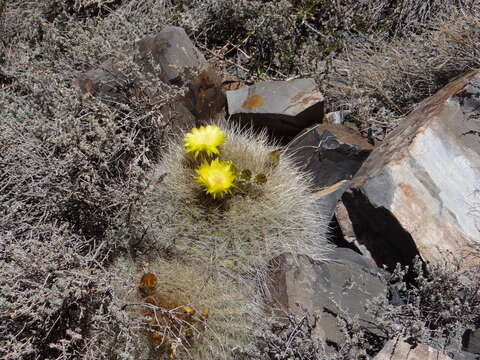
195,159,236,199
183,125,226,159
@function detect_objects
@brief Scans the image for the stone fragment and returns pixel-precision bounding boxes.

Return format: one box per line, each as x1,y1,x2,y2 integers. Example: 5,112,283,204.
324,110,351,125
313,180,350,226
375,338,453,360
463,328,480,354
135,26,207,85
268,248,386,351
226,78,324,139
286,124,373,190
72,26,225,122
334,201,376,265
343,70,480,269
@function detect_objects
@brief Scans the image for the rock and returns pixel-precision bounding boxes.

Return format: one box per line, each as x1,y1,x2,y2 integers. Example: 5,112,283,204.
313,180,350,225
135,26,207,85
286,124,373,190
463,328,480,354
74,26,208,98
324,110,351,125
185,67,226,121
335,201,377,265
375,338,454,360
226,78,324,140
268,248,387,351
136,29,226,120
343,70,480,269
72,26,225,122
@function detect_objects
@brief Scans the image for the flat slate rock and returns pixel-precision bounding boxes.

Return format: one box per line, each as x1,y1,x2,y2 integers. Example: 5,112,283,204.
286,123,373,190
268,248,386,351
226,78,324,139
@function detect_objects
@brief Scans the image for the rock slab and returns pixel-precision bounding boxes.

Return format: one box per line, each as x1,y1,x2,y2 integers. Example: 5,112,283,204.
286,123,373,190
226,78,324,139
344,70,480,268
268,248,386,350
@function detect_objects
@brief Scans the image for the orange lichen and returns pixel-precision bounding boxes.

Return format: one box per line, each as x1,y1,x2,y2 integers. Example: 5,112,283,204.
242,94,264,109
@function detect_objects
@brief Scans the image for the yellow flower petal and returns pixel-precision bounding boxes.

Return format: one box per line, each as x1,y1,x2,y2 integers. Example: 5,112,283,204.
195,159,236,199
183,125,226,159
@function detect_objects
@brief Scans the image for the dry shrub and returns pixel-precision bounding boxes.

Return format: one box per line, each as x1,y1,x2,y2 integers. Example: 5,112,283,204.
0,1,189,359
0,229,112,359
367,255,480,354
233,314,323,360
173,0,479,80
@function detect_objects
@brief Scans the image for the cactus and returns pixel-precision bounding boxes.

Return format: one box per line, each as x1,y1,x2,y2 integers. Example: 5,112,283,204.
135,121,331,274
112,258,255,360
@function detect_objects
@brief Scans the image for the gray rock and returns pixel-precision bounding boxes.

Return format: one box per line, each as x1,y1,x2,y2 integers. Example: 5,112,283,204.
72,26,225,123
463,329,480,355
267,248,387,351
135,26,207,85
286,124,373,190
343,70,480,269
226,78,324,139
313,180,351,226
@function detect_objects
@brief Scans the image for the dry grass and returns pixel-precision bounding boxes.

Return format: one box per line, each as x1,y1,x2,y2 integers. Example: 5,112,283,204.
323,14,480,140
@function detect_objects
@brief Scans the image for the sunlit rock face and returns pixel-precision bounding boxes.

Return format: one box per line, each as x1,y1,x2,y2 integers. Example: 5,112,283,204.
343,70,480,269
226,78,324,140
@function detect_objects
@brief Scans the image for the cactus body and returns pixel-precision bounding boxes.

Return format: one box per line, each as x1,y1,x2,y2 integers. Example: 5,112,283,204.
136,122,330,273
